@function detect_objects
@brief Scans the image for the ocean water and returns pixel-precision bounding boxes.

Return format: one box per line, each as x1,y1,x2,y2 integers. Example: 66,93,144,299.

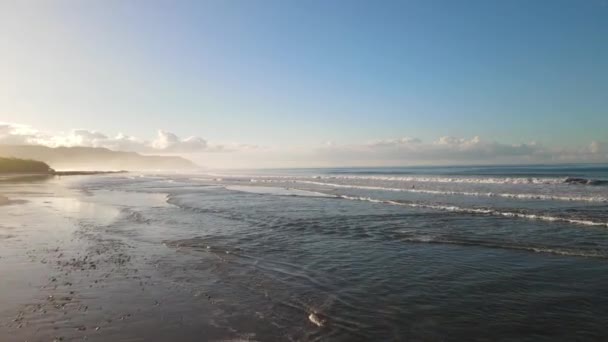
72,165,608,340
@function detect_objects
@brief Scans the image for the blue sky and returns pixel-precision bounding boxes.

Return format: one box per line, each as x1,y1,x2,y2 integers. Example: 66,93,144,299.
1,0,607,167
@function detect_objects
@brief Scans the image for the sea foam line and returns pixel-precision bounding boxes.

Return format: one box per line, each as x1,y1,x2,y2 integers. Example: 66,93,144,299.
208,173,563,184
338,195,608,227
317,175,567,185
295,180,608,203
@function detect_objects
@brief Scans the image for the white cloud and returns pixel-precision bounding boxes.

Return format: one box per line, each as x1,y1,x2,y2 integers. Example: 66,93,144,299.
151,130,208,153
50,129,109,147
588,141,607,155
0,122,210,154
367,137,421,147
0,122,50,145
2,122,607,167
189,136,608,169
313,136,607,166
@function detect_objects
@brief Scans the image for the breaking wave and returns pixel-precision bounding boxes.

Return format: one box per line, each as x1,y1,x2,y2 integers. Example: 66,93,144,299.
224,185,336,198
564,177,608,186
316,175,607,186
296,180,608,203
200,173,608,186
338,195,608,227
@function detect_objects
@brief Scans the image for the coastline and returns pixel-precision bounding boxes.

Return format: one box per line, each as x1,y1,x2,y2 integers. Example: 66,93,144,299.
0,175,250,342
52,170,128,176
3,168,608,341
0,170,127,182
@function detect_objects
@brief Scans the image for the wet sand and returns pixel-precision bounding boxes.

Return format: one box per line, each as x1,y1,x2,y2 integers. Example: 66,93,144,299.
0,177,264,342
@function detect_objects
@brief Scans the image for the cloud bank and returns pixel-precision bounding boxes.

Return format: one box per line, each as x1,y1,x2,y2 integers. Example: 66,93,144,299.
1,122,607,168
314,136,608,166
197,136,608,168
0,122,210,154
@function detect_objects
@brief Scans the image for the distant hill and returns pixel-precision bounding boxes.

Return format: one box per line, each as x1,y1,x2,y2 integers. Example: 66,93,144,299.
0,157,54,174
0,145,199,171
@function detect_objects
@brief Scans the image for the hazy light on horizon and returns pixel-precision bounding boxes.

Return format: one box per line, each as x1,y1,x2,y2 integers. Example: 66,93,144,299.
1,0,607,168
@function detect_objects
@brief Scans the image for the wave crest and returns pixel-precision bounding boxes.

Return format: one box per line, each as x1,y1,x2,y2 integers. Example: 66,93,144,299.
338,195,608,227
295,180,608,203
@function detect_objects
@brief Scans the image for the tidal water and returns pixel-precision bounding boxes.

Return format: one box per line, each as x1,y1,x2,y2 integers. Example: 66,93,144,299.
70,164,608,341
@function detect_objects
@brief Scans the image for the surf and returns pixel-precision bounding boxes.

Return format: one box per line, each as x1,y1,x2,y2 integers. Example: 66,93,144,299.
337,195,608,228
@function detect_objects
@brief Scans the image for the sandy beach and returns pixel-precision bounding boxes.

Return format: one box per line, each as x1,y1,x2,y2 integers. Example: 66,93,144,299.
0,176,266,342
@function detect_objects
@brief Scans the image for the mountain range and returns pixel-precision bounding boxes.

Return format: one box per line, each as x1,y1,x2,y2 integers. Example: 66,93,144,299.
0,145,199,171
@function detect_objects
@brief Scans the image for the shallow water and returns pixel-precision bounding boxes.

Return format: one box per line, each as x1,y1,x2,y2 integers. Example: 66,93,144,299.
86,165,608,340
3,165,608,341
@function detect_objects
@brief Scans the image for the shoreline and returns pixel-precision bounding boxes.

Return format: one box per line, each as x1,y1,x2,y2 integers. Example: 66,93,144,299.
0,175,255,341
0,170,127,181
52,170,128,176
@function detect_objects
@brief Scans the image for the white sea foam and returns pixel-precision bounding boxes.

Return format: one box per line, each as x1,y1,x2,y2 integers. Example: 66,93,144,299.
295,180,608,203
200,171,608,187
204,173,565,184
339,195,608,227
224,185,335,198
201,169,608,187
321,175,566,185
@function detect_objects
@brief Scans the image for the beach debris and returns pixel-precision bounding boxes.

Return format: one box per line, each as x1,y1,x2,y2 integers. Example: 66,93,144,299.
308,312,327,327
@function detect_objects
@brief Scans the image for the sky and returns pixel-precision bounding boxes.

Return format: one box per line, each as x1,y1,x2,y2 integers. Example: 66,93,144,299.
0,0,607,168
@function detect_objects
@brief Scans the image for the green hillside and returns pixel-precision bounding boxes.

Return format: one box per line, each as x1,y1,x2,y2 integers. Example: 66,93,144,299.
0,157,54,174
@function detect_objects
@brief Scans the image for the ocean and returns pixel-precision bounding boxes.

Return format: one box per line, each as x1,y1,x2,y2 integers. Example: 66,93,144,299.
2,164,608,341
